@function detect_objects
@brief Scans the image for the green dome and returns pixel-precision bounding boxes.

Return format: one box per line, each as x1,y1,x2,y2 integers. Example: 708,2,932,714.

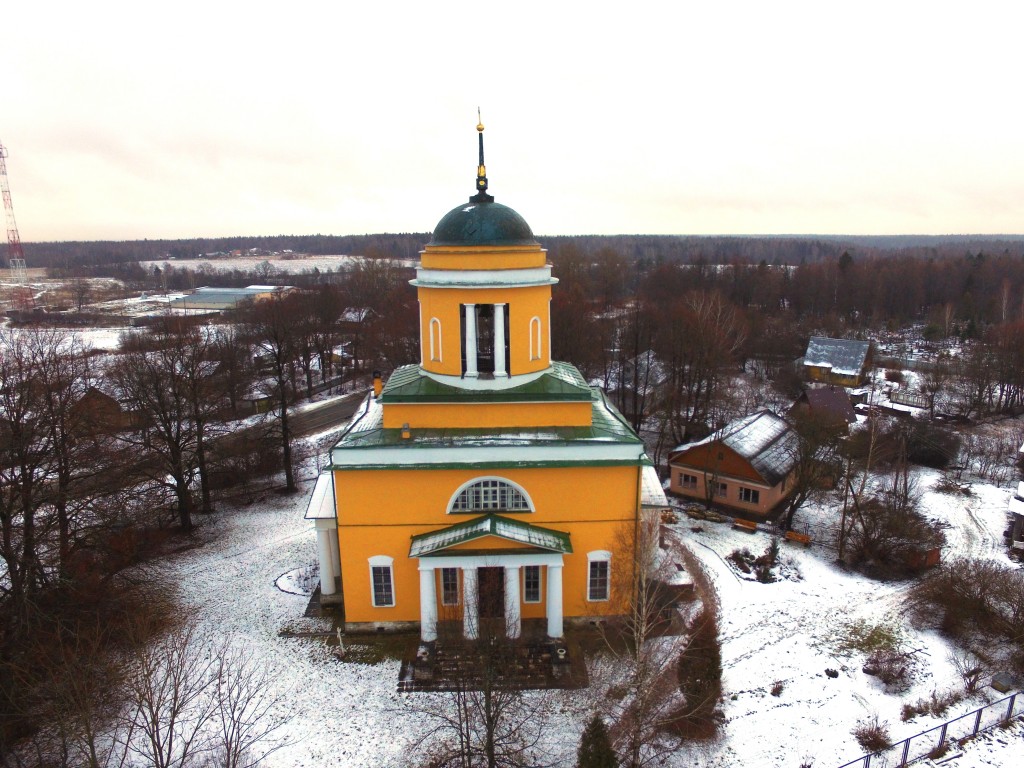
430,200,537,247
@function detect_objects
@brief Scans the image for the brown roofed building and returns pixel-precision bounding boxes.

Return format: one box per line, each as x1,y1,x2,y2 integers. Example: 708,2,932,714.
667,410,798,517
789,385,857,429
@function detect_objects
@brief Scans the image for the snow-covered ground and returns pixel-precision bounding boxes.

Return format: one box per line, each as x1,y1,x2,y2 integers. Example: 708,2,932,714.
158,431,1022,767
141,254,416,275
670,466,1022,768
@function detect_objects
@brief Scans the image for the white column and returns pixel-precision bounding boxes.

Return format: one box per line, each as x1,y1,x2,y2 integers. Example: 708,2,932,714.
418,300,424,366
464,304,479,378
329,532,341,581
463,566,479,639
504,564,521,639
493,303,507,377
419,566,437,642
546,563,563,638
316,528,336,596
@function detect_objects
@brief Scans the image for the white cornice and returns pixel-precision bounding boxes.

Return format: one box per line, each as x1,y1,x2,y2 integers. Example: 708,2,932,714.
419,367,549,390
331,442,644,468
411,266,558,289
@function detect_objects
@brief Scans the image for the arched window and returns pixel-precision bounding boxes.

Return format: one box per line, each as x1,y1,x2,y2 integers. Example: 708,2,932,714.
529,316,542,361
429,317,442,362
448,477,534,514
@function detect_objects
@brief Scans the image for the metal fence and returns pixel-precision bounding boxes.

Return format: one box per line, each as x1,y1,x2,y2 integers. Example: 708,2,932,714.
836,691,1023,768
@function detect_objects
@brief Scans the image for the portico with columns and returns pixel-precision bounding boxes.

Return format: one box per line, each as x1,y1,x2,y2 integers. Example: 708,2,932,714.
320,118,649,643
410,515,570,642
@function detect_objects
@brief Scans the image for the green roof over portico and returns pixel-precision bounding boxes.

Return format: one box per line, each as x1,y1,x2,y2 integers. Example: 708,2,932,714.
409,514,572,557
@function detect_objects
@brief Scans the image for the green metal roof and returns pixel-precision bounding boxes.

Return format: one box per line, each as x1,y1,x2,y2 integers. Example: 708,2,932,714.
429,201,537,247
409,514,572,557
333,388,643,452
380,362,592,403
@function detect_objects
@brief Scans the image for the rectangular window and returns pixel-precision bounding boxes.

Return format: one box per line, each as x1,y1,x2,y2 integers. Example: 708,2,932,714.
714,482,728,498
680,473,698,490
441,568,459,606
588,561,610,602
739,487,761,504
371,566,394,607
523,565,541,603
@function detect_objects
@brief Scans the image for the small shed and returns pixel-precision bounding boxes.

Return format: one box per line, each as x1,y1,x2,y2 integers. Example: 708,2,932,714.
790,385,857,427
803,337,872,386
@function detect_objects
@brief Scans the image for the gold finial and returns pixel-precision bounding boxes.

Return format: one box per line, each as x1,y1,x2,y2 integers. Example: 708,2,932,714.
471,109,493,202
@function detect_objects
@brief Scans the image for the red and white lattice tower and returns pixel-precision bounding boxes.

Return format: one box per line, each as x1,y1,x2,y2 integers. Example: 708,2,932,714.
0,139,33,310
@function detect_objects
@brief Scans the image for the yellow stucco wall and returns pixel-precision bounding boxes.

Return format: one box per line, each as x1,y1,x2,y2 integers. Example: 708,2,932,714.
420,244,547,271
417,284,552,377
382,400,591,429
334,465,640,625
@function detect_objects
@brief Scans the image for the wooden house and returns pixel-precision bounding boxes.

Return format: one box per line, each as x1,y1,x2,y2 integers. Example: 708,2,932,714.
668,410,798,517
802,337,872,386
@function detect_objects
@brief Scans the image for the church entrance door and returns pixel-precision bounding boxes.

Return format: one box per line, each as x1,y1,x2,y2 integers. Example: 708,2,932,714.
477,567,504,621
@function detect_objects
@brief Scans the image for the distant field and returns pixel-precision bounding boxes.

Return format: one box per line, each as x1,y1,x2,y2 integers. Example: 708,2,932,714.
140,254,415,274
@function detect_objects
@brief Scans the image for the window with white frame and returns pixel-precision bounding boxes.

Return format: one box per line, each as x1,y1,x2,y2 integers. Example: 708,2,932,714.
523,565,541,603
449,478,533,514
587,550,611,602
368,555,395,607
441,567,459,606
680,473,698,490
739,487,760,504
714,482,728,498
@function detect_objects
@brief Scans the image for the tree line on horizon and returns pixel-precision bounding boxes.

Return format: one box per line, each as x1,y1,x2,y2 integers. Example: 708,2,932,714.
14,231,1024,273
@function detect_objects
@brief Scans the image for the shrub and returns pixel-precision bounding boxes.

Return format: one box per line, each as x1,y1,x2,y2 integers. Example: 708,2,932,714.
852,715,891,752
908,558,1024,642
934,472,972,495
675,608,723,736
948,648,986,695
577,714,618,768
901,689,962,721
863,649,912,692
727,548,754,574
754,539,781,583
770,680,784,697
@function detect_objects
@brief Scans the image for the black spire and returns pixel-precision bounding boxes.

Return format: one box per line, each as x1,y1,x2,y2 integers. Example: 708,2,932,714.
471,108,494,203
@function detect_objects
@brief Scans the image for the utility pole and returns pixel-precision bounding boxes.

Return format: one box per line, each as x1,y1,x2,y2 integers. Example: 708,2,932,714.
0,139,33,311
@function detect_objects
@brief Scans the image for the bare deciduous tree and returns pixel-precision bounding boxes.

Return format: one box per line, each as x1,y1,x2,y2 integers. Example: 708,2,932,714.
121,623,218,768
209,646,294,768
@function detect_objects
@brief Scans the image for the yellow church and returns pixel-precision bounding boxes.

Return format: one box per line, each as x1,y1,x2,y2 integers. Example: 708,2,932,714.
306,120,660,643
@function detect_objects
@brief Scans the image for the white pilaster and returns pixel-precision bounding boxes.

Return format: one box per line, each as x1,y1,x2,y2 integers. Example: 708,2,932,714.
419,566,437,642
462,566,479,639
464,304,479,378
316,529,336,596
493,303,507,377
546,564,563,638
504,564,521,639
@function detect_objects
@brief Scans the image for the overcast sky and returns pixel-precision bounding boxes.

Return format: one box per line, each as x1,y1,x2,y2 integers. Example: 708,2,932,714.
4,1,1022,242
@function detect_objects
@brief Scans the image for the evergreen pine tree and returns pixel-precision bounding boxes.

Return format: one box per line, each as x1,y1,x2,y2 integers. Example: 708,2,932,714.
577,713,618,768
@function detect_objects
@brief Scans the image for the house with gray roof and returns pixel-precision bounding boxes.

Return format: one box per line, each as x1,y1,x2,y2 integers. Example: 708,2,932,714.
802,336,873,386
667,410,798,517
